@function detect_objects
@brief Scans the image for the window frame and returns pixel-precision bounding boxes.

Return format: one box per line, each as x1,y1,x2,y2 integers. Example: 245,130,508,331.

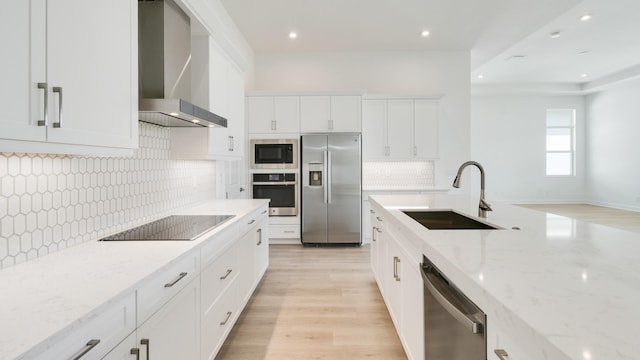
545,109,576,177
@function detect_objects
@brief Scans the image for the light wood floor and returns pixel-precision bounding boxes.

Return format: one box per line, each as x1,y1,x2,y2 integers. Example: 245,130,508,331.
215,245,407,360
517,204,640,233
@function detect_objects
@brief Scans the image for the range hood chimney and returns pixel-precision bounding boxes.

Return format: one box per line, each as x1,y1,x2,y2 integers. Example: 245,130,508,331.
138,0,227,128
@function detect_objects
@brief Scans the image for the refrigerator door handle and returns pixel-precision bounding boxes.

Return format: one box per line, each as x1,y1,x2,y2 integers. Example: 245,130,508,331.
327,151,332,204
323,151,328,204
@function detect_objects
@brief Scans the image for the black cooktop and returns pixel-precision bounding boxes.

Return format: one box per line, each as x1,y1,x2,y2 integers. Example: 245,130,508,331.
99,215,235,241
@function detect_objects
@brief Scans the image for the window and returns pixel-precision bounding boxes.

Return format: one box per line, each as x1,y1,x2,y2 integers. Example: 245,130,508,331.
546,109,575,176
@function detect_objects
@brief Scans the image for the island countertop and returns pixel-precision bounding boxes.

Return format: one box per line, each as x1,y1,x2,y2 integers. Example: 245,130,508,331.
369,194,639,360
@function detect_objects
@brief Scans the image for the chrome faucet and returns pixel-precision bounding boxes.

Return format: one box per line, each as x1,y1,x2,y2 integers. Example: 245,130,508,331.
452,161,492,218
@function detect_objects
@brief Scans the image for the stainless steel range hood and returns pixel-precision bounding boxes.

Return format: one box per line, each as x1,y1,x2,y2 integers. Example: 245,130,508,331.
138,0,227,128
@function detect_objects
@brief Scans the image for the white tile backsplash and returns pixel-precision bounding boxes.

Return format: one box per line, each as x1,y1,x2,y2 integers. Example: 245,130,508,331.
363,160,435,190
0,123,216,269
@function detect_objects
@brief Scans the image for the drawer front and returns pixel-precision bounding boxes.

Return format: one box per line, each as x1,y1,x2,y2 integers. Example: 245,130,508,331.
137,252,199,325
201,242,239,317
269,224,299,238
28,292,136,360
238,206,268,238
201,279,239,360
201,223,239,268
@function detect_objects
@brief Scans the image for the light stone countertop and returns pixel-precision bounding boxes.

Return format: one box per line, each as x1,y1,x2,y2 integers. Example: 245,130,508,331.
0,199,268,360
370,194,640,360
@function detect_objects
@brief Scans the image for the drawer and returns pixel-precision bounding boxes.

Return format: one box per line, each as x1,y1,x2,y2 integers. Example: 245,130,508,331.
27,292,136,360
201,278,239,360
201,222,239,268
238,206,269,237
137,251,199,325
270,224,299,238
201,242,239,317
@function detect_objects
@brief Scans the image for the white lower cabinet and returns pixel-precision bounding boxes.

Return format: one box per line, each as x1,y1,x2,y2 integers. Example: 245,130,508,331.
101,332,137,360
137,278,201,360
487,321,530,360
370,204,424,360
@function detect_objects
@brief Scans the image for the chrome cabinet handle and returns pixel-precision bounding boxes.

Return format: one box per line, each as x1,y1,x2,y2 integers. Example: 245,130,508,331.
130,348,140,360
228,136,234,151
140,339,149,360
220,269,232,280
369,209,375,214
271,120,276,130
283,230,295,233
37,82,48,126
376,216,383,222
494,349,509,359
248,219,256,225
71,339,100,360
393,257,401,281
371,227,377,242
52,86,62,128
164,272,188,288
384,146,390,156
257,228,262,245
220,311,232,325
261,210,267,214
413,146,418,156
328,119,334,130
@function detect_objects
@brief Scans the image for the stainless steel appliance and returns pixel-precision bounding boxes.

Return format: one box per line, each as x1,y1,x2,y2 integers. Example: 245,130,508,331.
252,173,298,216
301,134,361,244
250,139,298,169
138,0,227,128
99,215,234,241
421,255,486,359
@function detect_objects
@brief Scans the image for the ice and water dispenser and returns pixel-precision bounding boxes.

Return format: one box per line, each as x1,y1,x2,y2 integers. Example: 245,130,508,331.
307,163,323,186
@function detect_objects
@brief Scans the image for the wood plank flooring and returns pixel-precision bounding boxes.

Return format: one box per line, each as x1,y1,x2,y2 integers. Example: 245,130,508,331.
517,204,640,233
215,245,407,360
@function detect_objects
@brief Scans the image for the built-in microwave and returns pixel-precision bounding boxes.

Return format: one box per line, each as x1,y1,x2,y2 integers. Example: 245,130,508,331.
250,139,298,169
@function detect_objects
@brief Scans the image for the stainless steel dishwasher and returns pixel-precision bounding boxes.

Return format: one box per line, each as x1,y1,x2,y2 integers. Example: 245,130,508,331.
421,255,486,359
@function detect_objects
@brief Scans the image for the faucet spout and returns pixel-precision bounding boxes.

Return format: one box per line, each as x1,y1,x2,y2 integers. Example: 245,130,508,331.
452,161,492,218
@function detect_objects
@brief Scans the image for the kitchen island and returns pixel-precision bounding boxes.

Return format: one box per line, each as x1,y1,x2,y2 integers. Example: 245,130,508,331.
370,194,639,360
0,199,268,360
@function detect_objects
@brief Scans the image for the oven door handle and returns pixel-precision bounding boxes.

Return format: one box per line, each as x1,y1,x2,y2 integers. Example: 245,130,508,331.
252,181,297,186
421,263,484,334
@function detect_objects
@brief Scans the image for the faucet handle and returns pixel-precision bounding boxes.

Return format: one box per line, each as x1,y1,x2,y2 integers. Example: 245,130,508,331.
479,198,492,211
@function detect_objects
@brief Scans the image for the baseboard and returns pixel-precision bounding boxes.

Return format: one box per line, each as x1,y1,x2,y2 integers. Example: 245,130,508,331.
585,200,640,213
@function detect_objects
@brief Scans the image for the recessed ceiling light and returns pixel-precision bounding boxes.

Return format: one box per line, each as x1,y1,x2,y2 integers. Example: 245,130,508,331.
191,119,200,124
580,73,588,78
288,32,297,39
580,14,592,21
550,31,561,39
421,30,430,37
477,74,485,79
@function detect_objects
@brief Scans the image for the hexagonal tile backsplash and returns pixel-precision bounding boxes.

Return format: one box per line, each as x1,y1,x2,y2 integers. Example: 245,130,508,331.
0,123,216,269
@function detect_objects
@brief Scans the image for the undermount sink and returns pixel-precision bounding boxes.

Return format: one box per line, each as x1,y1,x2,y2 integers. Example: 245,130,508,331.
402,210,499,230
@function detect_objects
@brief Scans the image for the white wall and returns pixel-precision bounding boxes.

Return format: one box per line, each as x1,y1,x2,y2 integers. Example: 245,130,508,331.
471,93,586,203
250,51,471,187
585,78,640,211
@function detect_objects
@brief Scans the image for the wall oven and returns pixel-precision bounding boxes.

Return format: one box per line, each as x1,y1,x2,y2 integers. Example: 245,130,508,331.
250,139,298,169
252,173,298,216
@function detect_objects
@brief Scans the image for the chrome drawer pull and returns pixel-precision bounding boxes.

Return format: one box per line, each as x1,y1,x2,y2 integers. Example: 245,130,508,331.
494,349,509,359
71,339,100,360
376,216,383,222
220,311,232,325
261,210,268,214
220,269,232,280
164,272,188,287
248,219,256,225
130,348,140,360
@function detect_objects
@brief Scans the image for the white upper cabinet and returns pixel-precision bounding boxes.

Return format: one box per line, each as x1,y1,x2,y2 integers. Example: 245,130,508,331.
300,95,361,133
247,96,300,134
170,36,245,160
0,0,138,155
362,98,439,160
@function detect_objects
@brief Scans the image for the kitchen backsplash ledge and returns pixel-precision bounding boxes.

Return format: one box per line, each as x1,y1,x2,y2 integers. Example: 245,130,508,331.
0,123,216,269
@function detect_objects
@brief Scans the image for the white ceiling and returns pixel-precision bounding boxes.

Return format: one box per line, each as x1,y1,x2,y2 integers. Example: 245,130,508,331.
220,0,640,86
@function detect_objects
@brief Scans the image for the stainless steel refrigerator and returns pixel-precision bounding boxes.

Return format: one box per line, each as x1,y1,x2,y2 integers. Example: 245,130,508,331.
301,134,362,244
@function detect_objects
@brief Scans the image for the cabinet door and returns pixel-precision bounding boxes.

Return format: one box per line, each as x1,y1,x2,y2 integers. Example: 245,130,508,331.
385,236,402,328
247,97,275,133
387,100,413,158
138,279,200,360
254,217,269,280
330,96,361,132
0,0,47,142
300,96,331,132
208,42,232,156
400,263,425,360
362,100,387,158
45,0,137,149
413,100,439,158
273,96,300,133
225,62,245,156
